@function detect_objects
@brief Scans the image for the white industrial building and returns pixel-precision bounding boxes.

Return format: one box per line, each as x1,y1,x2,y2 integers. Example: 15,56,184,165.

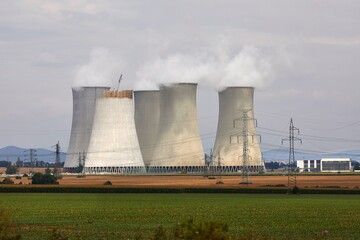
297,158,351,173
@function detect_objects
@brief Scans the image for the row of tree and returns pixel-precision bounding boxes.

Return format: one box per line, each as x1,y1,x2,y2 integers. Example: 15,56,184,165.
0,172,58,185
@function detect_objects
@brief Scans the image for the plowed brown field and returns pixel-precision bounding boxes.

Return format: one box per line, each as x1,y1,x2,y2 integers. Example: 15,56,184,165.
56,175,360,188
2,169,359,188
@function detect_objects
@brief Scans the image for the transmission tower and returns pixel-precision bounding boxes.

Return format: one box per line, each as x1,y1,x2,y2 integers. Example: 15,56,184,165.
240,109,252,185
207,149,216,179
53,141,61,177
216,154,224,184
77,151,86,175
232,109,260,185
24,149,37,173
282,118,302,192
203,153,210,177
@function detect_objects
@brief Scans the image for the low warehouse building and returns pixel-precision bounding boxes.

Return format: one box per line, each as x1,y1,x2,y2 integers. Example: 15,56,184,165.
297,158,351,172
321,158,351,172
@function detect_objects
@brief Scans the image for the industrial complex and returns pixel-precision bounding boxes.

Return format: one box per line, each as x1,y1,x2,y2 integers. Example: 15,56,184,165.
297,158,352,173
64,83,264,174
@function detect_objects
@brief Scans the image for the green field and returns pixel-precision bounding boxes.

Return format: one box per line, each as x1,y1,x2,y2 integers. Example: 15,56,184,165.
1,193,359,239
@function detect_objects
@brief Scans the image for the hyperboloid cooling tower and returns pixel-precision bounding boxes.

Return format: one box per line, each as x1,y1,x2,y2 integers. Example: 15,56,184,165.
150,83,205,173
84,90,146,174
134,90,160,168
64,86,110,172
212,87,264,172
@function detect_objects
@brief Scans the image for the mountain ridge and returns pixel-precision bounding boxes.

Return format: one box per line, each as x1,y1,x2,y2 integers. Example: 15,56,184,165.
262,148,360,162
0,145,66,163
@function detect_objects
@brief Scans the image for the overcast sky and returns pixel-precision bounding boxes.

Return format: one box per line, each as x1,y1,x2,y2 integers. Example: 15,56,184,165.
0,0,359,158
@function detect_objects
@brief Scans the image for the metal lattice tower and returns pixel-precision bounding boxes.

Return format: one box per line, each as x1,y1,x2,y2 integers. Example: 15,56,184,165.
77,151,86,175
54,141,61,177
206,149,217,180
216,154,224,184
239,109,252,185
282,118,302,192
24,149,37,173
231,109,260,185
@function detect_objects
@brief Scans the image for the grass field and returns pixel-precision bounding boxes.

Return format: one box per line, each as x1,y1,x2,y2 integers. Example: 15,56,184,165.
1,193,360,239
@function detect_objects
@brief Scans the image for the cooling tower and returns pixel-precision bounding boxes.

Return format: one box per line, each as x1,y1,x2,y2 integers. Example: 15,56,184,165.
84,90,145,174
150,83,205,173
134,90,160,168
212,87,264,172
64,86,110,171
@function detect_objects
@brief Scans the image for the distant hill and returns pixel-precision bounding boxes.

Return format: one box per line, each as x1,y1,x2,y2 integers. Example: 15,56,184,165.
262,148,360,162
0,146,66,163
1,145,358,164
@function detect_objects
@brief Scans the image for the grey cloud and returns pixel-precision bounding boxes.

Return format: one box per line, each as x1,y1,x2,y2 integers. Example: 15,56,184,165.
0,0,359,156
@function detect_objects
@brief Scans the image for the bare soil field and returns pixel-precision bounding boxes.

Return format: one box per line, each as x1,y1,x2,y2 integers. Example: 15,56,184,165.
1,172,359,188
0,167,57,174
56,175,360,188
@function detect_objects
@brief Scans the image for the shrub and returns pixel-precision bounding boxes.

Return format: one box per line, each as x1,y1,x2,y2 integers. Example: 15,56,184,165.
5,165,18,175
45,168,52,174
175,219,230,240
49,228,69,240
0,178,14,184
149,219,231,240
31,173,58,185
23,173,28,177
292,186,300,194
0,208,22,240
103,180,112,185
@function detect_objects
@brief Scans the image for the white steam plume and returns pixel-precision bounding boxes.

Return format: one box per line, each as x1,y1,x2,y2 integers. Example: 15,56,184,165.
73,47,122,88
135,46,273,90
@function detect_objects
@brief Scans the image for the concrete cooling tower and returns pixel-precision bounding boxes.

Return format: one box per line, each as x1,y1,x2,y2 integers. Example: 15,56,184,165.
134,91,160,168
64,86,110,172
150,83,205,173
84,90,145,174
212,87,264,172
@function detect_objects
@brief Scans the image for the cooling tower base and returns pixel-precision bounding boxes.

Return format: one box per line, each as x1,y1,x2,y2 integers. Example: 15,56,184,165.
84,166,146,175
148,166,206,173
207,165,265,173
63,167,81,173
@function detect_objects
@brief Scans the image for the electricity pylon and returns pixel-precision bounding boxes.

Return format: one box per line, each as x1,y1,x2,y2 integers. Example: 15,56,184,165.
53,141,61,177
24,149,37,173
232,109,260,185
282,118,302,192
